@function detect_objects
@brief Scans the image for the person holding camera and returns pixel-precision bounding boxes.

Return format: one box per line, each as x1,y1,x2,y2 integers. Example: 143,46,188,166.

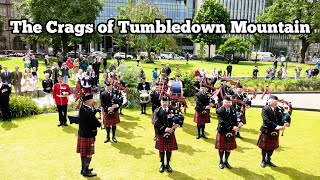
194,84,214,139
100,82,121,143
215,96,242,169
257,95,290,168
77,94,101,177
154,96,182,173
52,75,71,126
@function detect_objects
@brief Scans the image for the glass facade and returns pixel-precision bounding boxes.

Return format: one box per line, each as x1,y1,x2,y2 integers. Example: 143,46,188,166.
95,0,195,52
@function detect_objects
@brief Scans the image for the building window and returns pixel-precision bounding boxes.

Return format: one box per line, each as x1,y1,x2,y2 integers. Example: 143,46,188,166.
13,36,26,50
0,7,6,16
10,8,15,17
0,0,7,3
0,36,6,50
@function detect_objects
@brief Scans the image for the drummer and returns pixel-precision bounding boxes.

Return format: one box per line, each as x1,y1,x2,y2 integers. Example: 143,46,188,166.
116,75,126,115
175,74,184,96
137,77,151,114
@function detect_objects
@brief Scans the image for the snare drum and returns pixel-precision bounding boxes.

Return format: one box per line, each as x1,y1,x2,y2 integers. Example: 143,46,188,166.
140,90,150,104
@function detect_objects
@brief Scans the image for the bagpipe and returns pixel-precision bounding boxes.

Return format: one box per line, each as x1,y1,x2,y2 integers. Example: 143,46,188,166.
261,86,271,101
277,99,293,136
163,106,184,142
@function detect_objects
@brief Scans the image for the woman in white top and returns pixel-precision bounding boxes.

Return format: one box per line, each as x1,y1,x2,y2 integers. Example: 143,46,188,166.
31,67,39,89
21,73,35,96
75,69,84,81
282,67,288,79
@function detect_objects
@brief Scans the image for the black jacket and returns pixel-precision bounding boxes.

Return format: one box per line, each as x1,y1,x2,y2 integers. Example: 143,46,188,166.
78,104,101,138
137,82,150,91
232,93,246,112
150,90,161,111
216,106,237,133
0,71,12,84
100,89,120,111
154,106,175,135
260,105,284,134
43,69,53,79
0,83,11,105
194,91,210,112
193,80,201,91
42,79,53,93
30,58,39,67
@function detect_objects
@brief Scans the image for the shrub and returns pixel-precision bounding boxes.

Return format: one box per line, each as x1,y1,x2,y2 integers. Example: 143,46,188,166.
3,95,42,119
181,72,196,97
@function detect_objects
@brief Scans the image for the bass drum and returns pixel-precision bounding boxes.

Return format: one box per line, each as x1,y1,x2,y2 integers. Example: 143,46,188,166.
171,81,182,96
140,90,150,104
121,91,128,105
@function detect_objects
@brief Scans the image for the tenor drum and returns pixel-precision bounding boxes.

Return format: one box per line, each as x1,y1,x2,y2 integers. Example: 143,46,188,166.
140,90,150,103
171,81,182,96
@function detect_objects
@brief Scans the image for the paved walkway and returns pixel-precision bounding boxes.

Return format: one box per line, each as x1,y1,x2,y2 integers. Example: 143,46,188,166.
33,93,320,110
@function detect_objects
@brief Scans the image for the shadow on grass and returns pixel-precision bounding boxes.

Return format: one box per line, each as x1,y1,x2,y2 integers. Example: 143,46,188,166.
181,122,196,136
178,143,205,155
62,125,78,136
89,176,103,180
168,170,196,180
275,146,291,152
271,166,320,180
229,167,276,180
117,129,142,140
241,128,260,135
111,142,155,159
120,114,140,121
235,145,253,153
118,121,145,131
1,121,18,130
238,137,258,146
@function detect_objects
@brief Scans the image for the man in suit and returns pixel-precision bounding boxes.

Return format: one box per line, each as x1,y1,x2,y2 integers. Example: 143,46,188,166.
11,66,22,94
194,84,213,139
232,85,248,139
137,77,150,114
100,82,121,143
257,95,290,168
0,76,12,121
215,96,242,169
154,96,181,173
1,66,12,84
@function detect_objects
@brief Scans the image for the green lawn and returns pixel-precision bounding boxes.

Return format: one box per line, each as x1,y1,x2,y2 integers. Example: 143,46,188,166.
0,108,319,179
0,57,315,87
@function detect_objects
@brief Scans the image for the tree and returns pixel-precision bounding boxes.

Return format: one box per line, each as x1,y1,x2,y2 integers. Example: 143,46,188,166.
257,0,320,63
0,15,4,37
250,33,265,62
15,0,103,55
114,0,178,62
216,37,251,57
191,0,230,58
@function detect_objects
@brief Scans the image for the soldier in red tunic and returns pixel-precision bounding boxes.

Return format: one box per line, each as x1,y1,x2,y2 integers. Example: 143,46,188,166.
215,96,243,169
257,95,290,168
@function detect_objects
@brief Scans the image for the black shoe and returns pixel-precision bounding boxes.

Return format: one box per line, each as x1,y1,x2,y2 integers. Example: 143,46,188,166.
267,161,277,167
80,168,93,174
104,137,110,143
201,134,208,139
82,170,97,177
196,135,201,139
63,123,68,126
219,162,224,169
57,124,63,127
166,165,172,172
159,165,165,173
120,112,123,115
224,162,232,169
112,137,118,142
260,160,266,168
236,134,243,139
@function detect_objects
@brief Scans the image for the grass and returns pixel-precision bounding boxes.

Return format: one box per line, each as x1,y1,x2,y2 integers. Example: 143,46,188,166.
0,108,319,179
0,57,315,88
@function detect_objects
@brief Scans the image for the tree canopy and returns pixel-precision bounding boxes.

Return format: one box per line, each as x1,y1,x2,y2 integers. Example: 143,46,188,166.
216,36,251,56
257,0,320,63
192,0,230,57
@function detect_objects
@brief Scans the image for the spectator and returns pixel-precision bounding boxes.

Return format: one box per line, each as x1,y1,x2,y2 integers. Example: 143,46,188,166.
57,52,64,68
313,67,319,77
306,68,313,78
217,69,222,78
109,63,116,73
73,59,80,75
280,55,285,67
87,65,95,78
226,63,232,77
66,57,74,79
282,67,288,79
61,63,70,84
211,68,217,77
166,64,172,77
21,72,35,96
186,52,190,64
295,66,302,80
139,67,146,80
0,66,12,84
92,57,101,85
103,56,107,70
44,66,53,79
30,55,39,71
273,59,278,69
23,55,31,69
31,67,39,90
252,66,259,79
75,69,84,82
0,76,12,121
44,54,50,68
194,68,200,77
152,67,158,86
52,62,59,84
80,58,88,72
161,64,166,79
11,66,22,94
42,73,53,94
316,58,320,69
200,68,206,77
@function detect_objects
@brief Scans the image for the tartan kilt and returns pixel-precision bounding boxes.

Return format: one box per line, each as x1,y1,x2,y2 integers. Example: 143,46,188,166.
194,110,210,124
83,87,92,94
151,112,155,125
215,131,237,151
155,133,178,152
257,132,279,150
76,136,95,156
103,111,120,126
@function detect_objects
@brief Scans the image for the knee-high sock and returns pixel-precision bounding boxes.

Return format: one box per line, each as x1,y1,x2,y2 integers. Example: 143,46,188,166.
112,126,116,138
159,151,165,166
262,150,267,161
154,126,157,137
225,151,230,162
81,156,85,172
219,151,224,163
201,124,205,135
197,124,201,136
266,150,274,162
84,157,92,171
141,105,144,113
166,151,172,165
106,126,111,138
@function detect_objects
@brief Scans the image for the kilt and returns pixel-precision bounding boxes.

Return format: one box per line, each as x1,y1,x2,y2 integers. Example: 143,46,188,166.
103,111,120,126
83,87,92,94
215,131,237,151
257,132,279,150
155,133,178,152
76,136,95,156
194,110,210,124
